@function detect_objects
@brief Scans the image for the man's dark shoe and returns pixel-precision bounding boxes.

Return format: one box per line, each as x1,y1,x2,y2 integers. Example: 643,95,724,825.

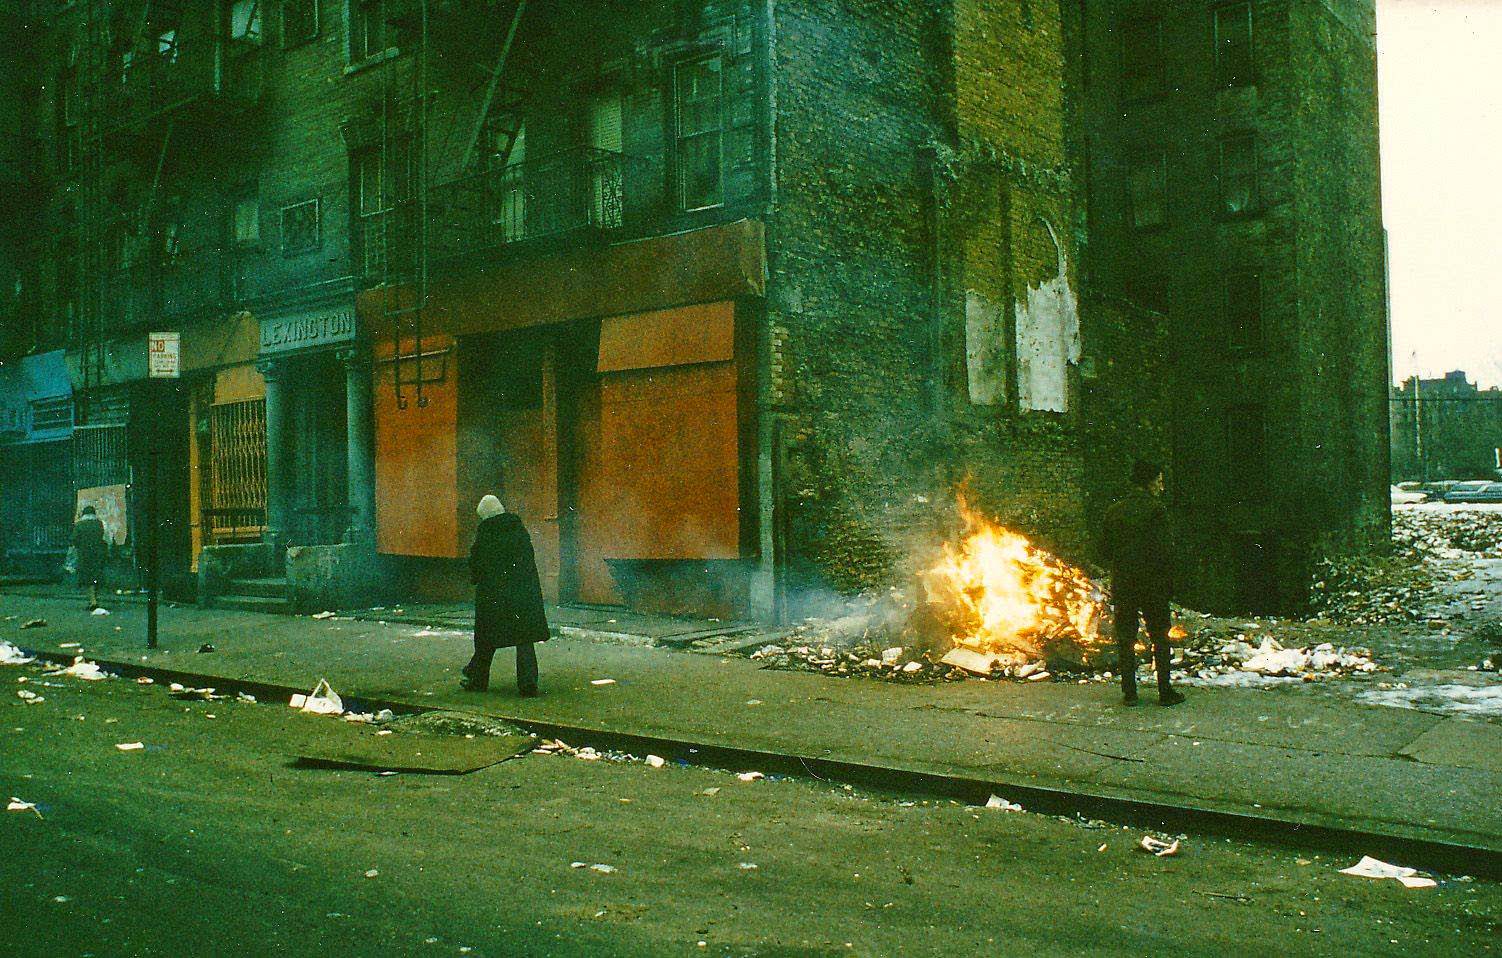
459,672,488,692
1159,689,1186,707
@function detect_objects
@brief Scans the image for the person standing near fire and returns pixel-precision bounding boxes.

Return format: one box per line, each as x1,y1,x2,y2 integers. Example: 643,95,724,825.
72,504,108,611
461,494,549,695
1101,460,1185,707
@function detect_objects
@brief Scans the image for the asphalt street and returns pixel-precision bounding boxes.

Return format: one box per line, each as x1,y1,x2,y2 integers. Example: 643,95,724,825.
3,661,1498,957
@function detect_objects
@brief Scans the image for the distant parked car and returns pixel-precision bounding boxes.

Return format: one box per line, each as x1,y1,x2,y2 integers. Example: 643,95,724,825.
1442,481,1502,503
1390,485,1428,505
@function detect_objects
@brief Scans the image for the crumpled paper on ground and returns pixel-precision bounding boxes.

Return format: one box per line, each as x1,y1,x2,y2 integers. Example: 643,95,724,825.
289,678,343,715
0,641,35,665
1339,855,1436,889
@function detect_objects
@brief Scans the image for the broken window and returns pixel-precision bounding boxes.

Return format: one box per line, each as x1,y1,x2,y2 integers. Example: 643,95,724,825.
1214,3,1254,88
158,28,179,65
283,0,318,46
1128,150,1166,229
351,0,386,62
280,198,320,256
230,0,262,44
1121,18,1164,102
1218,133,1258,216
1224,270,1262,351
674,55,725,211
1015,220,1082,413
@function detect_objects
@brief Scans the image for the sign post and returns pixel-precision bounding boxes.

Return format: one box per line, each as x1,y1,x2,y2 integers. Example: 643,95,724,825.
145,332,180,649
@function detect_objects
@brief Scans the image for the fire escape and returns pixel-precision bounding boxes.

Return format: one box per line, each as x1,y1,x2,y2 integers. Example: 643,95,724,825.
68,0,265,423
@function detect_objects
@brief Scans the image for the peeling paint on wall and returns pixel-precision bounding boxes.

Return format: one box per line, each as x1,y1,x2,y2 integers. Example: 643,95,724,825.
1015,219,1080,413
965,289,1007,405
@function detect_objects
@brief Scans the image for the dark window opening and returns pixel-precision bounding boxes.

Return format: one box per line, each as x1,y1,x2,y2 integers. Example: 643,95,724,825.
283,0,319,46
1121,19,1164,102
1214,3,1254,88
352,0,386,62
280,199,321,256
1224,270,1262,351
1128,150,1167,229
1218,133,1258,216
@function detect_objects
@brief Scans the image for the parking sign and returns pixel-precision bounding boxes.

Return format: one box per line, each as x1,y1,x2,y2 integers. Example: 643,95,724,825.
148,331,180,379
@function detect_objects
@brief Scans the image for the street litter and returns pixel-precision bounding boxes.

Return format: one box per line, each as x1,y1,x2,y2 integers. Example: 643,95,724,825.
737,771,765,782
50,657,110,681
645,755,666,768
135,676,153,685
19,619,46,630
984,795,1024,812
1139,836,1181,857
57,642,78,648
0,641,34,665
365,869,379,878
289,678,343,715
1339,855,1436,889
16,690,43,703
738,862,759,871
569,862,617,875
115,742,144,751
237,692,257,704
7,797,42,818
312,611,337,620
701,787,721,796
197,644,215,653
590,678,617,686
90,607,110,616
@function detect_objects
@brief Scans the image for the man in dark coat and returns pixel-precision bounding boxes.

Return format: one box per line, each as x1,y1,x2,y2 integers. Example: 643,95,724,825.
462,494,549,695
1101,460,1185,707
72,504,109,611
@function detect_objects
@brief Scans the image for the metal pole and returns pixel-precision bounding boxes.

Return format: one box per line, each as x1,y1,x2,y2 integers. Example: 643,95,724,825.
146,387,159,649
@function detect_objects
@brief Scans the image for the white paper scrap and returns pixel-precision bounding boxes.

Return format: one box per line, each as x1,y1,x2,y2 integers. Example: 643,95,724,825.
1339,856,1436,888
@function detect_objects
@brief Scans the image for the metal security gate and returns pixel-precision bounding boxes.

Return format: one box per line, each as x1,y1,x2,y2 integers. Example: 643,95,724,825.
206,398,267,543
72,423,131,489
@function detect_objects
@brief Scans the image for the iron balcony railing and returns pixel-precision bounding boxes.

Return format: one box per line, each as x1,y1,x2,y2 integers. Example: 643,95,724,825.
360,147,628,283
100,246,237,333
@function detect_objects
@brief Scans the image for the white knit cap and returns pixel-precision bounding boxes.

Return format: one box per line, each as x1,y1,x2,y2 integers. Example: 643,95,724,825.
477,494,505,519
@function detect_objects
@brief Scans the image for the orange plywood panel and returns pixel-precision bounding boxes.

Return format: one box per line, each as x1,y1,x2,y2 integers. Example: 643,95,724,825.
574,375,625,605
374,354,460,559
595,362,740,561
597,302,735,374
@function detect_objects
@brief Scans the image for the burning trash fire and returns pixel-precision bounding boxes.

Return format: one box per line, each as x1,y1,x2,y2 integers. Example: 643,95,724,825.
921,498,1105,667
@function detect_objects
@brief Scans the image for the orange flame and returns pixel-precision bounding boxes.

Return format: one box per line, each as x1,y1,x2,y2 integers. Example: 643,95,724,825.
922,498,1104,660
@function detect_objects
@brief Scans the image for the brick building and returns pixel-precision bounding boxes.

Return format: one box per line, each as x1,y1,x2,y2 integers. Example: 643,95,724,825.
1077,0,1390,611
1391,371,1502,483
0,0,1383,617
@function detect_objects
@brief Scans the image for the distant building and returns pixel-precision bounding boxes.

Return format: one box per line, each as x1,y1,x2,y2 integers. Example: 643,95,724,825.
1391,371,1502,482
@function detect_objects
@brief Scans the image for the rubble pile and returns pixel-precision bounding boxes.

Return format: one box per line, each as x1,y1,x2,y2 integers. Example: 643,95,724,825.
750,640,965,684
1393,507,1502,560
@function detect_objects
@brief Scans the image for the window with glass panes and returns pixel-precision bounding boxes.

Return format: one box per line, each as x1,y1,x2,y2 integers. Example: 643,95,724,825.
674,56,724,211
280,199,320,255
283,0,318,46
230,0,262,43
232,194,260,246
352,0,385,61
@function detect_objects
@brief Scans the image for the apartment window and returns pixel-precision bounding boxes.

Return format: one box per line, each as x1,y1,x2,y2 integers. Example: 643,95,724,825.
491,123,526,242
158,29,180,65
1128,150,1167,229
230,0,263,44
283,0,319,46
1218,133,1258,216
1121,19,1164,102
1214,3,1254,88
674,56,725,211
232,194,260,246
588,91,624,229
161,220,183,265
1224,270,1262,351
351,0,386,62
280,198,320,255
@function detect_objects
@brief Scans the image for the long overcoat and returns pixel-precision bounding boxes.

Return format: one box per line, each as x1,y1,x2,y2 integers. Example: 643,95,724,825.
72,515,108,586
470,512,550,651
1100,488,1175,602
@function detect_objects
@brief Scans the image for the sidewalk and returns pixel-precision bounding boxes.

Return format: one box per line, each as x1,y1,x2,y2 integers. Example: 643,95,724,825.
4,590,1499,855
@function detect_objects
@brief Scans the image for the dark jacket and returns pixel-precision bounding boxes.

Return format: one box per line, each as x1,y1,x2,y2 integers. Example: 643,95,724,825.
1101,488,1174,599
72,515,108,581
470,512,550,651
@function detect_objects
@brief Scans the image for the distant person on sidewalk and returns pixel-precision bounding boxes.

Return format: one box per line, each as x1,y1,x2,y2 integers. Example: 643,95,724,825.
1101,460,1185,707
72,504,108,611
461,494,549,695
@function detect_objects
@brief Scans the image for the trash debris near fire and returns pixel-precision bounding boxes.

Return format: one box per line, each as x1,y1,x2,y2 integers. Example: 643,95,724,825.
7,797,42,818
16,689,43,703
48,657,111,681
984,795,1024,812
19,619,46,630
1339,856,1436,889
114,742,144,751
571,862,617,875
1138,836,1181,857
289,679,343,716
0,641,35,665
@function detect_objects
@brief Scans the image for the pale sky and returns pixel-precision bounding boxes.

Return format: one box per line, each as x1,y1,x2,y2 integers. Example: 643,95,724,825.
1378,0,1502,388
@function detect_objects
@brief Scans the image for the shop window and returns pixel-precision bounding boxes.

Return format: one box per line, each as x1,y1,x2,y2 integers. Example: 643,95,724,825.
1224,270,1262,351
1214,3,1254,88
1128,149,1166,229
280,198,320,255
674,55,724,211
232,193,260,247
1121,18,1164,102
230,0,263,44
1218,133,1258,216
284,0,319,46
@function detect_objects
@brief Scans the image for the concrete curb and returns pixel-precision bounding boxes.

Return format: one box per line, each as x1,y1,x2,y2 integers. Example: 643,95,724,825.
21,645,1502,881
